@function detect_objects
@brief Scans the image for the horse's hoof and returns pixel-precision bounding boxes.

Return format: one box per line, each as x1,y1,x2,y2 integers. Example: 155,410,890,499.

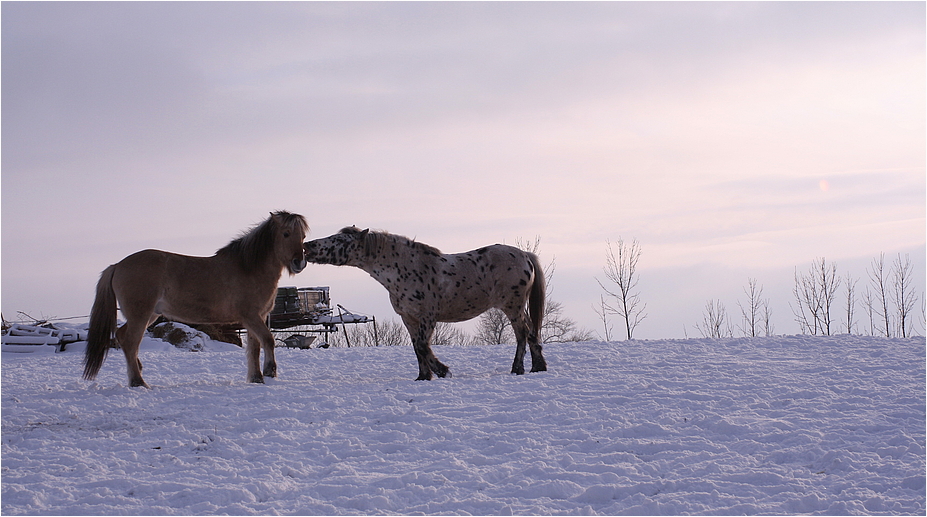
263,365,277,378
431,362,450,378
530,364,548,373
511,365,525,375
130,379,151,389
249,374,265,384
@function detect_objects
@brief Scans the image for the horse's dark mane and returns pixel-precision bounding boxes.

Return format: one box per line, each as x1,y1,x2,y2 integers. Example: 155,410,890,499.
218,211,308,270
340,226,442,257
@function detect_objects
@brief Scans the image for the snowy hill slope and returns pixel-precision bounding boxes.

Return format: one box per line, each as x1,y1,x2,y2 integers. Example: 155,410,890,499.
2,336,924,515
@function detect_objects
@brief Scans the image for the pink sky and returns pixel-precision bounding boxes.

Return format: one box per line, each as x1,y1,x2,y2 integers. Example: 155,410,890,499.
3,2,924,338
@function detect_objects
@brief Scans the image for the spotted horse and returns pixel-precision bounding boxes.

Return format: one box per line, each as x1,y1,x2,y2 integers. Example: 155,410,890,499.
303,227,547,380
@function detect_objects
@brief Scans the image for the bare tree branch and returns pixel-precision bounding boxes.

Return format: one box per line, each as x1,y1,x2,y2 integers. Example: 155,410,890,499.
474,308,514,346
862,287,877,336
891,253,918,338
592,294,613,342
695,299,733,339
844,272,858,335
737,278,768,337
867,253,891,337
597,238,647,340
791,258,840,335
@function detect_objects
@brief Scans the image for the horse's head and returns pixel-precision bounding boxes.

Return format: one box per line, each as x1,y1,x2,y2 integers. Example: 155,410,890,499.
303,226,368,266
270,211,309,275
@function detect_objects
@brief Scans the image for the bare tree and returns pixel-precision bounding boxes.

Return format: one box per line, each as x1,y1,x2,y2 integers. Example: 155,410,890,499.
474,308,514,346
815,258,841,336
696,299,733,339
592,295,614,342
542,299,595,343
891,253,919,338
328,319,408,347
737,278,769,337
597,238,647,340
792,266,819,335
761,301,774,337
921,293,926,337
791,258,840,335
867,253,892,337
844,272,858,335
861,287,878,336
432,322,475,347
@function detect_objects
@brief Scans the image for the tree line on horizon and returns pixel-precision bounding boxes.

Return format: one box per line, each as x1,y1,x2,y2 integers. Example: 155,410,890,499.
323,239,924,348
691,253,922,340
7,237,918,348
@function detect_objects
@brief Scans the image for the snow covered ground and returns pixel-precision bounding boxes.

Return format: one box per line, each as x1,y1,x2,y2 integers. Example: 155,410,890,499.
2,334,924,515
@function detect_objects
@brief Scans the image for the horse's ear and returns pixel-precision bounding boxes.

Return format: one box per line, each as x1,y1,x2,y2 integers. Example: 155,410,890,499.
360,228,369,238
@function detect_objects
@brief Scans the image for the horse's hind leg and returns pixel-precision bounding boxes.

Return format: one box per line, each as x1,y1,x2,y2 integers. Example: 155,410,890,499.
528,335,547,373
509,315,528,375
118,318,150,388
508,310,547,374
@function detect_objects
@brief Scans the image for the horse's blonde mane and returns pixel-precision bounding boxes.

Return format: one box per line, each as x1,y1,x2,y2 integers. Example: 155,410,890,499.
219,211,308,270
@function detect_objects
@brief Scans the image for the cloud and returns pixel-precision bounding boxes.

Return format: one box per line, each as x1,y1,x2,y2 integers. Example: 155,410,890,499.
5,2,922,174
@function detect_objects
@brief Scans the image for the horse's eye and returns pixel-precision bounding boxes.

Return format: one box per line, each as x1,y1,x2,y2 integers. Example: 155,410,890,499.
283,232,291,238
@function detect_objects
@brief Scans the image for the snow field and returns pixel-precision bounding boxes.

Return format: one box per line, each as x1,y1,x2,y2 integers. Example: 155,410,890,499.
2,335,924,515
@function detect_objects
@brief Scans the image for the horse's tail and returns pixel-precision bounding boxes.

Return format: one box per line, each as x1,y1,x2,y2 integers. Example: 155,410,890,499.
527,252,546,342
83,265,118,381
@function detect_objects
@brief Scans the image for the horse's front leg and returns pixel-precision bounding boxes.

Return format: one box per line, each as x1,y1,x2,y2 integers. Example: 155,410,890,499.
243,320,275,383
260,327,277,378
402,315,450,380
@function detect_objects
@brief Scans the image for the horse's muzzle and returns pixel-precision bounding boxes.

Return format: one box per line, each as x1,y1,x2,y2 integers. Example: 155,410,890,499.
290,255,308,274
303,242,321,262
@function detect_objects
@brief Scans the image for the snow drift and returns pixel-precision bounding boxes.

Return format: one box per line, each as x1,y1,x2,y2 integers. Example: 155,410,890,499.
2,335,924,515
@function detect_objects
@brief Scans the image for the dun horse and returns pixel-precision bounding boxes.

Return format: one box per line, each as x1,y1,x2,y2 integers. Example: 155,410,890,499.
83,211,309,387
303,227,547,380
